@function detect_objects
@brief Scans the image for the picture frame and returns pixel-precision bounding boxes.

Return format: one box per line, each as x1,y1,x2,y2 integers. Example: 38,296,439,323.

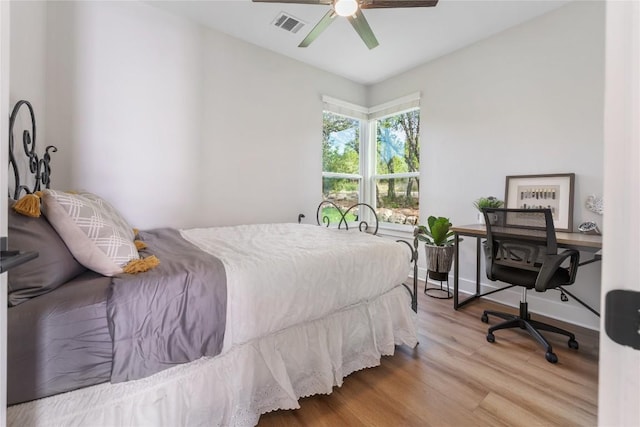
505,173,575,232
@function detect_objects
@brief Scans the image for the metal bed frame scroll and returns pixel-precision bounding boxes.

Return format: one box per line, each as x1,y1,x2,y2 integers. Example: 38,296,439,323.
309,201,420,313
3,100,54,271
8,99,57,200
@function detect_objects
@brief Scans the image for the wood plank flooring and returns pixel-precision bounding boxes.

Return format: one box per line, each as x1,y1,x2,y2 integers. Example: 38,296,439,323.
258,283,599,426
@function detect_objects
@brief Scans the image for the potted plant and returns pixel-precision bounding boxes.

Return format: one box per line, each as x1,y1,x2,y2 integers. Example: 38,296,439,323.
415,216,456,282
473,196,504,224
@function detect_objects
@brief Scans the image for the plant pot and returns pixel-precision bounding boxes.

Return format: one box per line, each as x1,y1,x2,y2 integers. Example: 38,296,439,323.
477,212,498,225
428,270,450,281
424,244,455,280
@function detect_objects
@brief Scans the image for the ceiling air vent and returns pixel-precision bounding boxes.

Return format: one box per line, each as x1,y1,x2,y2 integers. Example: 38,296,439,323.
272,12,305,34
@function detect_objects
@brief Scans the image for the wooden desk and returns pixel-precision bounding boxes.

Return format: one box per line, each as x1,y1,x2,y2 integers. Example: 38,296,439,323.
451,224,603,314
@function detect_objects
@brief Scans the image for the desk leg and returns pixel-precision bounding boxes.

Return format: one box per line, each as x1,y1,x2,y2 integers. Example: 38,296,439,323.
452,231,520,310
454,234,485,310
454,232,460,309
476,236,481,295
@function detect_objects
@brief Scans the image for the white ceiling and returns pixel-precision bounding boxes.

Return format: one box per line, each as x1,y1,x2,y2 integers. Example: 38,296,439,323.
147,0,570,85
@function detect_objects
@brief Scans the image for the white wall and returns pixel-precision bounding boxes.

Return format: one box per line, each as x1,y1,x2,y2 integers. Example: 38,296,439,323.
198,30,366,226
23,0,366,229
369,1,604,329
9,1,46,128
9,1,47,195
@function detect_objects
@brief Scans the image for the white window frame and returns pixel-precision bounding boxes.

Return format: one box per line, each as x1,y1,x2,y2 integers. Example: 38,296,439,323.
322,93,420,232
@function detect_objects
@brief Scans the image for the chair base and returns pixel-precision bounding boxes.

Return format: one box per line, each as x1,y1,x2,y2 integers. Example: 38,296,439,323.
481,302,579,364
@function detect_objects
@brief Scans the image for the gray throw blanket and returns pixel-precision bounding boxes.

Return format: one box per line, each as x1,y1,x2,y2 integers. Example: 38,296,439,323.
107,228,227,383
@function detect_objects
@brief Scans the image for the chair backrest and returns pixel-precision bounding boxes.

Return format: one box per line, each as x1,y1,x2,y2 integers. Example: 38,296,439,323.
483,208,557,273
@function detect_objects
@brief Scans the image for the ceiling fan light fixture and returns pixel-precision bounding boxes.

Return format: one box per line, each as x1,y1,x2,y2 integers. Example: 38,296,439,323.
334,0,358,17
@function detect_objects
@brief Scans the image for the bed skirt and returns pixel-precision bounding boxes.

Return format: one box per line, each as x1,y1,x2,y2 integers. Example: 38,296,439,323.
7,285,417,427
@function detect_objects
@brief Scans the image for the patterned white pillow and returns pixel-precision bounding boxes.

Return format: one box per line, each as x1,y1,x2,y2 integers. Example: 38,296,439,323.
41,189,139,276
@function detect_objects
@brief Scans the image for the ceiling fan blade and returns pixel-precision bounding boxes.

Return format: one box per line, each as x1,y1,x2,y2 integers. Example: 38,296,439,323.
252,0,332,4
298,10,337,47
347,9,379,50
360,0,438,9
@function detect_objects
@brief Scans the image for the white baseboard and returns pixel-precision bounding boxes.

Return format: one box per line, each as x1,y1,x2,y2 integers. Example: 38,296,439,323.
414,267,600,331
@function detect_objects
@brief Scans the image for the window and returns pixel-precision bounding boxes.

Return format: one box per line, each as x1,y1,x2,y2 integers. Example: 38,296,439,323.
373,109,420,226
322,94,420,229
322,112,362,222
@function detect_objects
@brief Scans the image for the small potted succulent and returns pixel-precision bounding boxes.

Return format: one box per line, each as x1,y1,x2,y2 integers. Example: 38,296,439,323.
415,216,456,281
473,196,504,224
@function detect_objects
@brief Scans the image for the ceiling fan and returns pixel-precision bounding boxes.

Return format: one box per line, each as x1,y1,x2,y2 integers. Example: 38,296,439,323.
253,0,439,50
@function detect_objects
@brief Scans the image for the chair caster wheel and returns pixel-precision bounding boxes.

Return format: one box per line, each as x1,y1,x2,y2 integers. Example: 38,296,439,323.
487,333,495,343
568,339,579,350
545,352,558,364
481,313,489,323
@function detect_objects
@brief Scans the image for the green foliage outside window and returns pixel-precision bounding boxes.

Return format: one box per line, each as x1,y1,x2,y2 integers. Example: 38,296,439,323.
321,206,357,224
322,112,360,176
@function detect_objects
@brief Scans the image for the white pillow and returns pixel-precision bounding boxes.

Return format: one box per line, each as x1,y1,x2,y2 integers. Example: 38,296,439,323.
41,189,139,276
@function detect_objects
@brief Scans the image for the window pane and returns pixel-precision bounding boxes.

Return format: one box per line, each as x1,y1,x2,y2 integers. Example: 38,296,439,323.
323,177,359,206
323,112,360,174
376,110,420,175
375,177,419,225
322,177,360,224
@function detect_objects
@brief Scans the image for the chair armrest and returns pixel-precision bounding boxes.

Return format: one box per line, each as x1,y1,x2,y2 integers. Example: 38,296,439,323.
534,249,580,292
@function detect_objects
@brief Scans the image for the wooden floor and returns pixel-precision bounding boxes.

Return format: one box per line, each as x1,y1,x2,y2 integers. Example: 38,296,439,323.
258,284,599,427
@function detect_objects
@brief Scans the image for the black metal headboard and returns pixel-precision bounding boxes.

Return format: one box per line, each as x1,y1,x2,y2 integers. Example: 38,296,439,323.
315,201,379,235
8,100,56,200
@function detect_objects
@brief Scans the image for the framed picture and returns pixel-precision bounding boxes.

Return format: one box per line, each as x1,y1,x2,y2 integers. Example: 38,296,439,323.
505,173,575,232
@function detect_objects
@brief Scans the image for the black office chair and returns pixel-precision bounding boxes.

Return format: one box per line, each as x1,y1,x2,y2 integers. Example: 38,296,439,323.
481,208,580,363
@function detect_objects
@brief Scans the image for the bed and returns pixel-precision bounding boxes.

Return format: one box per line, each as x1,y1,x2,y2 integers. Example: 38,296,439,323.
5,100,419,426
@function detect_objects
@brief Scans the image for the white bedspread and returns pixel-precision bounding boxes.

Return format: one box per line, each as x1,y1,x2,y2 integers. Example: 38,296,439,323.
180,223,411,351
